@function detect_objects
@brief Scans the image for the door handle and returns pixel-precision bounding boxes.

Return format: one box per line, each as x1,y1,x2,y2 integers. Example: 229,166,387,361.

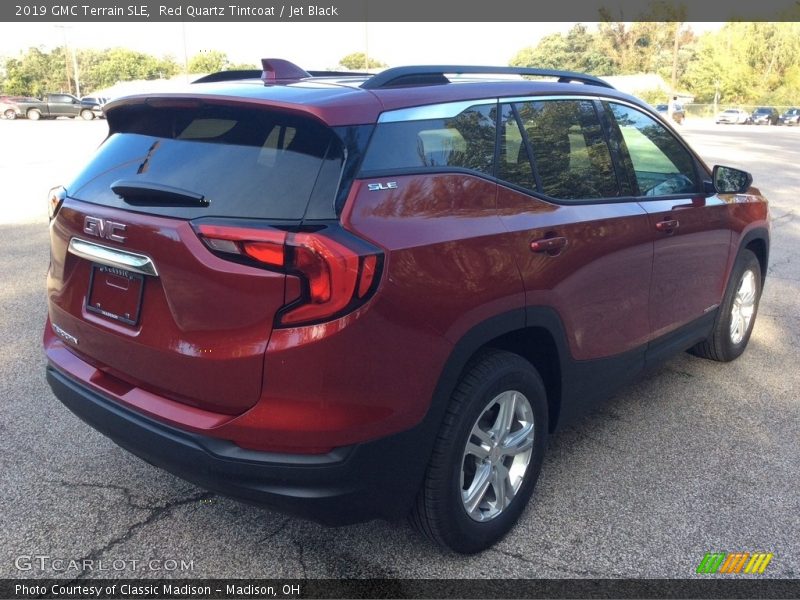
655,219,680,233
530,236,567,255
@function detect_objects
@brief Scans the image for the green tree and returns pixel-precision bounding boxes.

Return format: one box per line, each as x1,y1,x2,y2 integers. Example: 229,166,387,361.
2,47,180,96
681,23,800,104
511,24,614,74
227,61,258,71
188,50,229,74
3,47,69,96
85,48,179,89
339,52,386,70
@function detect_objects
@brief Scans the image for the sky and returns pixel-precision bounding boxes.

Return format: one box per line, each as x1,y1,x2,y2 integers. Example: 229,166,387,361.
0,22,723,69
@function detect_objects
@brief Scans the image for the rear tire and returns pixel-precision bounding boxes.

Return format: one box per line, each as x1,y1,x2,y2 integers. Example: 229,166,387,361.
410,349,548,553
26,109,41,121
691,249,761,362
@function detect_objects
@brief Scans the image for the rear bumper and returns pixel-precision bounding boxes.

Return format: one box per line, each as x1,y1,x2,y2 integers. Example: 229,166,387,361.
46,364,431,525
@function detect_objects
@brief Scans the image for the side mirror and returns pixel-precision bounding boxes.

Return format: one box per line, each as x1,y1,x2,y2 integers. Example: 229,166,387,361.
712,165,752,194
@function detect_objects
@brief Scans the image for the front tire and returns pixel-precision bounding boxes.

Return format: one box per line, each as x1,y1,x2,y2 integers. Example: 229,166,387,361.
80,109,95,120
691,249,762,362
3,109,17,120
410,349,548,553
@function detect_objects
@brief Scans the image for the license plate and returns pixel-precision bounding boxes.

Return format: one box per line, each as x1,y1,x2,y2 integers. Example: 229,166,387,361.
86,264,144,326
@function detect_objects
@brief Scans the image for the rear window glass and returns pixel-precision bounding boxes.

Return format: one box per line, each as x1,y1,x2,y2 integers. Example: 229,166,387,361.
68,105,343,220
359,104,497,176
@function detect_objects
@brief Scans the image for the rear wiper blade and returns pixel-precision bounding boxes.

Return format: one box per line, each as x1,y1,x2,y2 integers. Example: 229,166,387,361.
111,180,208,207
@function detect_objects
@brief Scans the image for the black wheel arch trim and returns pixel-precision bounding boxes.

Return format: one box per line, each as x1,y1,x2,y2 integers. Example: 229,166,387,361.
424,302,725,447
423,306,639,442
737,226,770,285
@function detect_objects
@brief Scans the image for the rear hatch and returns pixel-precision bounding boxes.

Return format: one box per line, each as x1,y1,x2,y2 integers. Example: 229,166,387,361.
47,99,345,414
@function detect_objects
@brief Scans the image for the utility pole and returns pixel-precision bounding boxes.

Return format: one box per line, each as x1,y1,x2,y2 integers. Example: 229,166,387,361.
364,22,369,70
55,25,80,97
671,22,681,94
182,22,190,80
55,25,71,94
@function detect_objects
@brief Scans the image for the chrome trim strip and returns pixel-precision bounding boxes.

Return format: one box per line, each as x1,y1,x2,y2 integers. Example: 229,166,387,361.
498,94,602,104
68,238,159,277
378,99,497,123
377,94,606,123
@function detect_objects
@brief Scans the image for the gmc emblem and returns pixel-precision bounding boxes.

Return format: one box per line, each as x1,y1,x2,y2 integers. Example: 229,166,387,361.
83,216,127,243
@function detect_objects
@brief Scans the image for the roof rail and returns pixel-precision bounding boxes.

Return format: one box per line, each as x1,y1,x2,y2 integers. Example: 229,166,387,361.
360,66,614,90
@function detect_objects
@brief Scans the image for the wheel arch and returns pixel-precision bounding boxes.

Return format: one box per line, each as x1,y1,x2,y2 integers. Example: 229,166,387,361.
739,228,769,287
431,308,569,436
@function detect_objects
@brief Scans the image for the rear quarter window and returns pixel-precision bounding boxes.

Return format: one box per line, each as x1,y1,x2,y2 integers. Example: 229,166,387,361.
359,104,497,176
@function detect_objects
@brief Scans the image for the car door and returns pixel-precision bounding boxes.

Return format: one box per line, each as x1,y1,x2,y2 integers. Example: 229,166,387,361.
603,101,731,341
496,98,654,368
48,94,71,117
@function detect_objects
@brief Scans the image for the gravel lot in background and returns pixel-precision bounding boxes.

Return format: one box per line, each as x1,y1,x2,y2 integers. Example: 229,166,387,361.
0,118,797,579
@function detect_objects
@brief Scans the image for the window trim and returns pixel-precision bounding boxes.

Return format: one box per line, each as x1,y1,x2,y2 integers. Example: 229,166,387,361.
511,103,542,192
378,99,497,123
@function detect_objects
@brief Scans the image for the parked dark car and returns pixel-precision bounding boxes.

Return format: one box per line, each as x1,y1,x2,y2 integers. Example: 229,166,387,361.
655,102,685,124
79,96,110,120
44,59,769,553
779,108,800,126
751,107,780,125
8,93,82,120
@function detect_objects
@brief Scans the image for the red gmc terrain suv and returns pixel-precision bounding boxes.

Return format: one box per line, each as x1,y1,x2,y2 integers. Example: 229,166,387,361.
44,59,769,553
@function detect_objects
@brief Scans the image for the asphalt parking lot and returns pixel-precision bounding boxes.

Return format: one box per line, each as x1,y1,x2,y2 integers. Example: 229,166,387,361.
0,117,797,580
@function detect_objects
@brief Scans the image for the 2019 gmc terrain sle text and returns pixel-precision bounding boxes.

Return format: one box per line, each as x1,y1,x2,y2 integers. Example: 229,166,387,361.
44,60,769,553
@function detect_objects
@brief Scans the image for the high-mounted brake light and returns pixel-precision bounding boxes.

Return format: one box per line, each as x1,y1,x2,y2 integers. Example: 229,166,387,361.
195,223,382,327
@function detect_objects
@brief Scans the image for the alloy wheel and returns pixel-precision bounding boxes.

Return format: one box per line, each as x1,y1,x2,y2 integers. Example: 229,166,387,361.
461,390,535,522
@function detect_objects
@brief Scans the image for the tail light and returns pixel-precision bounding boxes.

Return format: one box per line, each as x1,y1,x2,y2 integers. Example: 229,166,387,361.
48,186,66,221
194,223,383,327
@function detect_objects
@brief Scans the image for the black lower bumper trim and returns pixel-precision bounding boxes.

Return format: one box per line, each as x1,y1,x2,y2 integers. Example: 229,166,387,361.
46,365,432,525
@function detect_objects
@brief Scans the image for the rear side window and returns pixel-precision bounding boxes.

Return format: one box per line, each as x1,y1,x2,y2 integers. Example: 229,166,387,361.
68,105,343,220
360,104,497,176
514,99,619,201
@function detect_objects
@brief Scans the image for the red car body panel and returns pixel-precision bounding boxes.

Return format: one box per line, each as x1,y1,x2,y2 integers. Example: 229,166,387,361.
496,186,655,360
47,201,285,414
639,196,732,338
